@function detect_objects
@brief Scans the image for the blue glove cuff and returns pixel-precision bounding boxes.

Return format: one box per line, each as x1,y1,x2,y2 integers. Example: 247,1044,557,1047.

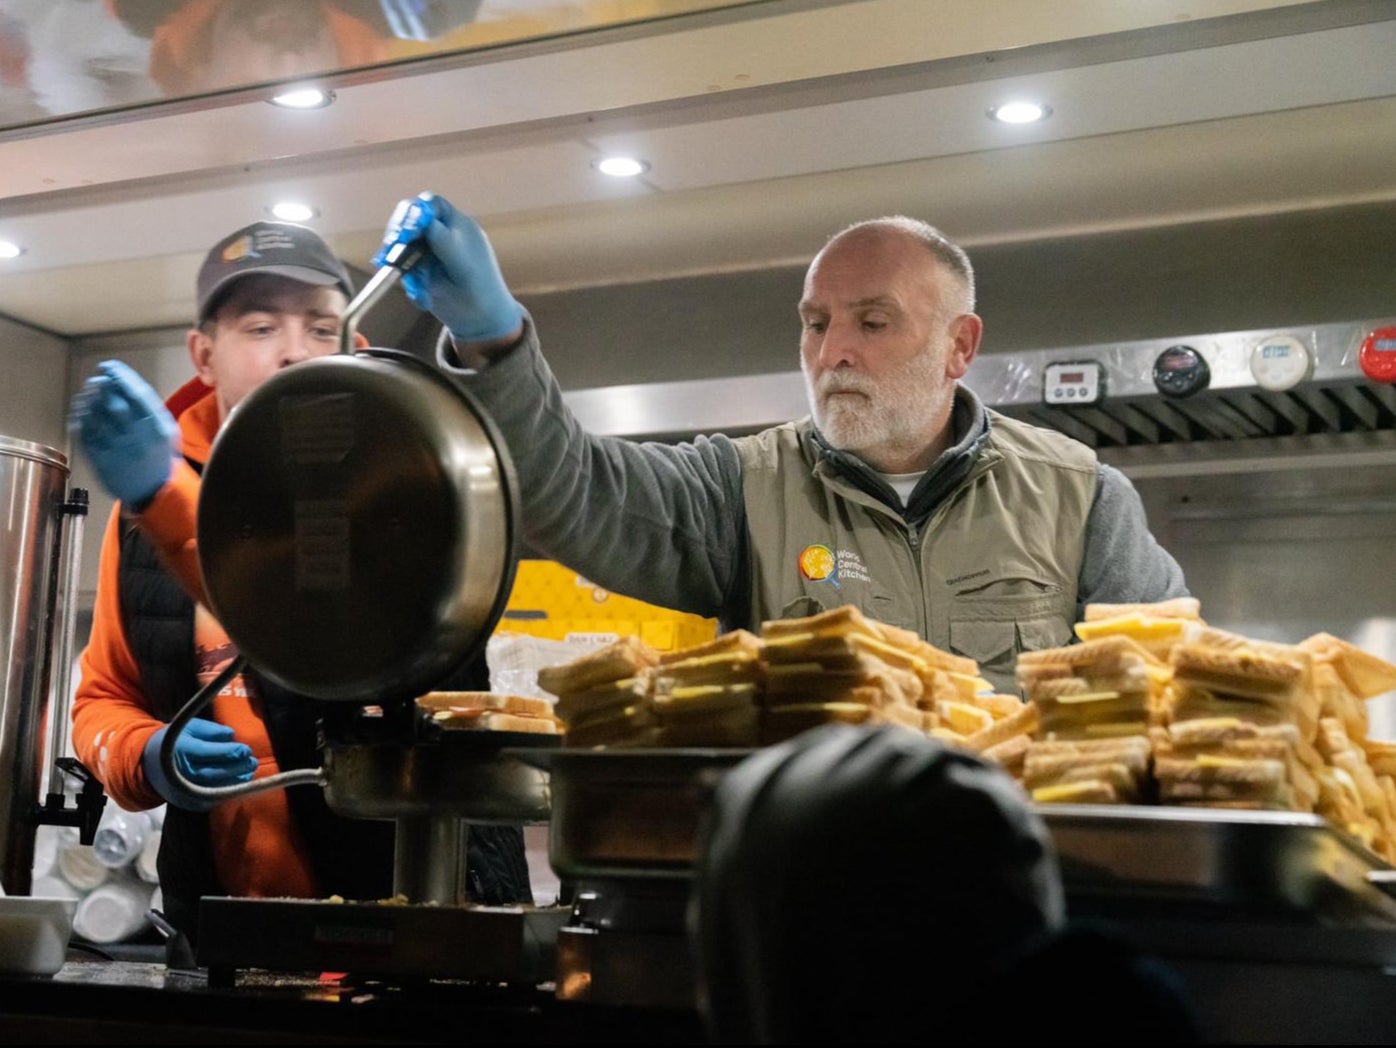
142,727,180,807
447,299,525,345
141,727,214,812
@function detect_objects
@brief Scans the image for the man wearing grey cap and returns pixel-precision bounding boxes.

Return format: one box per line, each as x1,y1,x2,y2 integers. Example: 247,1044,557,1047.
68,221,531,941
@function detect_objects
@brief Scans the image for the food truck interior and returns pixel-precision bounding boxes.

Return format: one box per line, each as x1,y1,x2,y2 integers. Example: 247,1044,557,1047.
1,1,1395,1042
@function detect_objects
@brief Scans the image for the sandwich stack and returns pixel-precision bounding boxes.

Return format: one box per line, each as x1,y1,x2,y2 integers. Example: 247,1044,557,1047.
1015,635,1167,804
538,635,661,748
758,606,928,743
1300,633,1396,861
650,629,764,746
941,693,1041,779
1154,632,1323,813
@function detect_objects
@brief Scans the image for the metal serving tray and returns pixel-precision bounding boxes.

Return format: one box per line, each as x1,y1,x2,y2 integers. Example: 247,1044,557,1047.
1038,803,1396,924
516,748,1396,923
512,748,753,881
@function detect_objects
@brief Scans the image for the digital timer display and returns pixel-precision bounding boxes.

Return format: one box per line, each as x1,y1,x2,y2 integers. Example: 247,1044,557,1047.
1042,361,1103,405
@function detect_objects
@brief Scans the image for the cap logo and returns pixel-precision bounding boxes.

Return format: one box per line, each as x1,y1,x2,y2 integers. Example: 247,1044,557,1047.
220,227,312,264
220,234,259,263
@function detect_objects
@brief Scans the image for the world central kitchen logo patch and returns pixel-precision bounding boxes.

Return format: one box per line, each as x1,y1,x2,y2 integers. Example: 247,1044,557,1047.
797,545,872,589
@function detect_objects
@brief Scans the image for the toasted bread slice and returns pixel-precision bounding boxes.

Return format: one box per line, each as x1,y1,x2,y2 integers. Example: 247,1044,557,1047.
936,699,995,737
1026,734,1152,773
1031,780,1120,804
1300,632,1396,699
652,682,759,716
981,733,1031,774
761,604,875,639
653,653,764,691
960,700,1039,754
1018,634,1162,671
970,693,1029,719
562,703,659,749
1364,740,1396,779
1171,643,1309,700
657,628,762,666
554,675,650,724
537,635,659,697
431,709,561,734
1083,597,1202,622
417,691,555,719
1025,760,1141,794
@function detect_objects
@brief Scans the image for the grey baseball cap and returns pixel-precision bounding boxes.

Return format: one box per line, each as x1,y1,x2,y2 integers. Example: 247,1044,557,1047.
196,221,355,322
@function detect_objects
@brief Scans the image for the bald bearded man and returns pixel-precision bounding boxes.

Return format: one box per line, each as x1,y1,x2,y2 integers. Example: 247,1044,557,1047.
375,194,1186,691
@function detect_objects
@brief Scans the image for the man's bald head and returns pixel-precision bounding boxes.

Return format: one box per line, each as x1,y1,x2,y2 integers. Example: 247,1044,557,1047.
817,216,976,317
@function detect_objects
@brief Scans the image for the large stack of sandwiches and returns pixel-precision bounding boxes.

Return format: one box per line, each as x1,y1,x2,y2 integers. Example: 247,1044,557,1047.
1014,599,1196,805
1018,598,1396,863
535,605,1038,757
527,597,1396,860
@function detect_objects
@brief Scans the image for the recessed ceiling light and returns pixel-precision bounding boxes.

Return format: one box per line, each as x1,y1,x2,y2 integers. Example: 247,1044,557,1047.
269,201,318,222
593,156,650,178
269,86,335,110
988,100,1051,124
0,240,22,259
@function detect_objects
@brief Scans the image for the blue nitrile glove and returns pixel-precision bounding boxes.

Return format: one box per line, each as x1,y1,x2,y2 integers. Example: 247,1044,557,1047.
68,359,179,508
142,718,258,810
373,191,524,344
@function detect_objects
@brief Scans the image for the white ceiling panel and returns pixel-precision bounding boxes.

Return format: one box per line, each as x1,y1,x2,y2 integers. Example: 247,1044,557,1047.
0,0,1391,336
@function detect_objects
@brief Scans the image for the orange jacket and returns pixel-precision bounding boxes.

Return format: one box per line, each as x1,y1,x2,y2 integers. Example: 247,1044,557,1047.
71,377,318,899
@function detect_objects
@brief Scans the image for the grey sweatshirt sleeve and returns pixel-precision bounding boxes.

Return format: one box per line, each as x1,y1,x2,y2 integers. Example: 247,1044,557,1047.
1076,462,1188,619
438,321,748,619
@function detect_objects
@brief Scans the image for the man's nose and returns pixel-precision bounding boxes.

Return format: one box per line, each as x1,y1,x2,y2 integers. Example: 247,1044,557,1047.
279,335,313,367
817,317,859,369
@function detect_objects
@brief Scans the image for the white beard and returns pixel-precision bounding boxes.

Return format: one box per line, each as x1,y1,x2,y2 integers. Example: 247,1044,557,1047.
803,348,946,465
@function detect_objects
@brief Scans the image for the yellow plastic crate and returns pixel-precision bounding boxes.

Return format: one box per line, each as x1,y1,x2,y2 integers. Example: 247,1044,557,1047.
497,559,716,652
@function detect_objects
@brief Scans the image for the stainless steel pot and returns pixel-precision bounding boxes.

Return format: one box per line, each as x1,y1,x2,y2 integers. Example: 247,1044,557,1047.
0,438,69,892
197,347,518,703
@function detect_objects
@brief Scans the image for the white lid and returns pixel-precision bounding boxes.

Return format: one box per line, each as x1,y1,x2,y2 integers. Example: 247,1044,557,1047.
73,881,153,944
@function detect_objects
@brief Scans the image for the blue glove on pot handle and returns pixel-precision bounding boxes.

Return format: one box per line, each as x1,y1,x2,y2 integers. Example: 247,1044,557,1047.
374,191,524,344
69,359,179,508
142,718,258,810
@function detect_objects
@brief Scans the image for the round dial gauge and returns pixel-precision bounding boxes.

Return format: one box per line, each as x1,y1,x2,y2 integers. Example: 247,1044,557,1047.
1152,345,1210,398
1249,334,1313,392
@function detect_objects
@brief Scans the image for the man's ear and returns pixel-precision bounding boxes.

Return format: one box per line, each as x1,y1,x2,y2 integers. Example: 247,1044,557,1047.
354,331,370,350
946,313,983,379
187,326,216,386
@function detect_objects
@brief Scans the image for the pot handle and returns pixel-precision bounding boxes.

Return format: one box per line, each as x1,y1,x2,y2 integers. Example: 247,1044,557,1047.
157,655,324,808
339,239,426,355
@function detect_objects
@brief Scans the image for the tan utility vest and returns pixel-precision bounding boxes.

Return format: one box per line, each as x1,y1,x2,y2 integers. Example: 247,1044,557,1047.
735,411,1098,693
